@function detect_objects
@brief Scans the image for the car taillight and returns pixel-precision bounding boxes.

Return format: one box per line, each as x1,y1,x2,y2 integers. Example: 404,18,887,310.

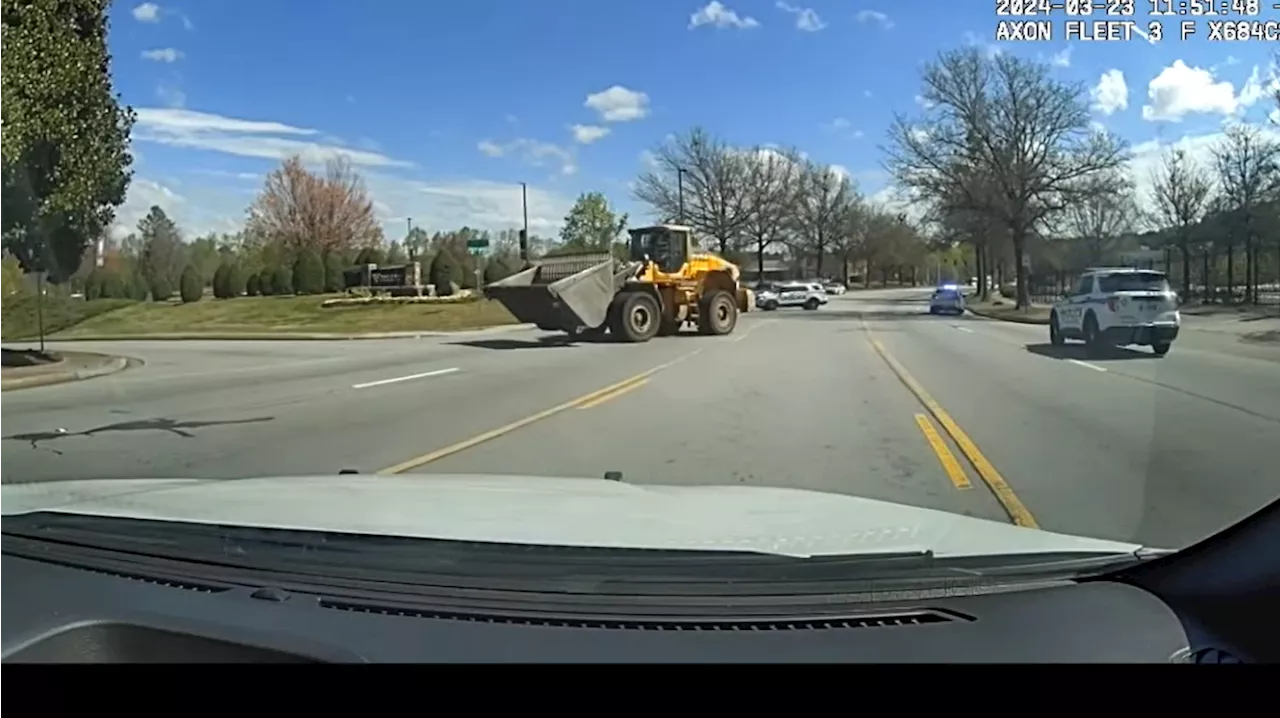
1107,297,1119,312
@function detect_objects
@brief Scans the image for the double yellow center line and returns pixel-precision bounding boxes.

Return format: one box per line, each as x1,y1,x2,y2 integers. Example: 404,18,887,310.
863,322,1039,529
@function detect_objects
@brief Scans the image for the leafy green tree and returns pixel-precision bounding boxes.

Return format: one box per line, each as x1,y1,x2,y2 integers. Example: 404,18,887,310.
102,271,127,299
1,0,135,282
84,267,105,299
271,265,293,295
354,246,385,265
245,272,261,296
292,248,324,294
212,263,231,299
148,273,172,302
483,256,518,284
323,251,346,292
559,192,627,253
178,265,201,303
226,263,246,297
138,206,184,290
429,250,458,296
385,241,406,264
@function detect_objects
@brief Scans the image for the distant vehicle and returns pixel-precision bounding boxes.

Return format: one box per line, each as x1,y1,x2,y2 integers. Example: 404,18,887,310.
929,285,966,315
824,282,846,295
757,282,827,311
1049,268,1180,356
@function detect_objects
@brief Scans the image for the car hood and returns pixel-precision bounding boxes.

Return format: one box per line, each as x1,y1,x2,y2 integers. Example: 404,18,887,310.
1,474,1145,559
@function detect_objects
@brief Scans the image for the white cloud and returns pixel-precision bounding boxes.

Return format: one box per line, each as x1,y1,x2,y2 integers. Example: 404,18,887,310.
141,48,184,63
824,117,851,131
155,84,186,109
132,107,411,168
1091,69,1128,116
1141,60,1263,122
776,2,826,32
584,85,650,123
963,31,1002,59
855,10,894,30
1124,128,1280,217
689,2,760,30
1049,46,1072,68
132,2,160,22
570,124,611,144
476,137,576,175
113,173,579,242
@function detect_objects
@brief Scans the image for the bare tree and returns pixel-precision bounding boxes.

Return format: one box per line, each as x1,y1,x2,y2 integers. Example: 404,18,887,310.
884,48,1127,308
738,147,801,281
1211,124,1280,304
792,162,859,278
1060,169,1136,266
632,127,752,254
246,155,383,256
828,201,868,286
1149,147,1213,297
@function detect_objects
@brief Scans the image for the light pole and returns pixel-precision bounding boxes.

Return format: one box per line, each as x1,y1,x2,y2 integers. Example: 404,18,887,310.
520,182,529,262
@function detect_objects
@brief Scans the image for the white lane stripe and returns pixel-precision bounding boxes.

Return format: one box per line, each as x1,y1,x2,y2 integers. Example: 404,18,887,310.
1067,359,1107,372
352,367,459,389
953,326,975,333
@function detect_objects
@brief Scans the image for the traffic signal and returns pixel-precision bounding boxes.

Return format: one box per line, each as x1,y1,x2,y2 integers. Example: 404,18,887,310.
518,229,528,260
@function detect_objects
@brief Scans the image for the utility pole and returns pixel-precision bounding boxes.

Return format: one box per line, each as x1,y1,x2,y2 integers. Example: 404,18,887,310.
406,217,414,262
520,182,530,262
677,169,686,223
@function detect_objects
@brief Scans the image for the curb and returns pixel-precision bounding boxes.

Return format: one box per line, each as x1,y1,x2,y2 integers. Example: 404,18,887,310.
967,306,1050,325
1,356,132,391
33,323,536,343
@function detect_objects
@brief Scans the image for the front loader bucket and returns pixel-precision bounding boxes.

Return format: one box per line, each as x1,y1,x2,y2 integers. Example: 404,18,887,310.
484,253,634,332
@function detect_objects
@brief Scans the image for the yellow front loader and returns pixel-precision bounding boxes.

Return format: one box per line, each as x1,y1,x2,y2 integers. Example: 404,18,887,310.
483,224,754,343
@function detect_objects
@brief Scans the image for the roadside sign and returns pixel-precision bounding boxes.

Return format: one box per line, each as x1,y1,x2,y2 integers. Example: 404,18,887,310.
466,238,490,249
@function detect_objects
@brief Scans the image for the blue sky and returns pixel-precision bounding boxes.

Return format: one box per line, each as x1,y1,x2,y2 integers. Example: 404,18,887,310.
109,1,1278,241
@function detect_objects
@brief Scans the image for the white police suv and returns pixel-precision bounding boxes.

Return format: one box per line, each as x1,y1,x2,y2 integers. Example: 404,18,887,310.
756,282,827,311
1049,268,1180,356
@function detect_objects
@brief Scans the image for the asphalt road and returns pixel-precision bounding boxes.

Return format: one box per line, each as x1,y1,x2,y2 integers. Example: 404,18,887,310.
3,287,1278,550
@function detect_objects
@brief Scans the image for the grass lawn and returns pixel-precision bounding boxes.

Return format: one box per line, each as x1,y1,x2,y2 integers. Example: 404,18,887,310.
1,295,137,341
35,294,519,338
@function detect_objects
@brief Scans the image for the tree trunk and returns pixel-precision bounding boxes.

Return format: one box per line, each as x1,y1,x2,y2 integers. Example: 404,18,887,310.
1012,228,1029,310
1179,238,1192,300
1202,250,1211,303
1227,244,1235,303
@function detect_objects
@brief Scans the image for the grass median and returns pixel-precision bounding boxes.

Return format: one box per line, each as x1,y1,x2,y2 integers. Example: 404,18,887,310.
5,294,520,340
967,297,1052,325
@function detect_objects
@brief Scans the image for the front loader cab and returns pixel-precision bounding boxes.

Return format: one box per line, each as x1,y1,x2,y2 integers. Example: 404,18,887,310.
627,225,690,275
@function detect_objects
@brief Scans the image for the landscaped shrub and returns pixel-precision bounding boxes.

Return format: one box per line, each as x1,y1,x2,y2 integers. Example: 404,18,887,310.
179,265,202,304
271,265,293,295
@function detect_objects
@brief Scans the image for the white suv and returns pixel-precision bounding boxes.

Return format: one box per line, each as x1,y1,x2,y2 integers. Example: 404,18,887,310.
1049,268,1180,356
757,282,827,311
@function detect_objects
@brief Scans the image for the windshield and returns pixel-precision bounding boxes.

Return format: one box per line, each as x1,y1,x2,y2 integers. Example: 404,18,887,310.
2,1,1278,596
1098,273,1172,294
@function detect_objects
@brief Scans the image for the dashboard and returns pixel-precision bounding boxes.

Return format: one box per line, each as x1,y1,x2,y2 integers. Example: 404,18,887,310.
1,552,1197,663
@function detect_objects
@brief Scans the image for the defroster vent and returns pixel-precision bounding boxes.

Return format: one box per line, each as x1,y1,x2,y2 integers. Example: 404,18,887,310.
318,599,965,631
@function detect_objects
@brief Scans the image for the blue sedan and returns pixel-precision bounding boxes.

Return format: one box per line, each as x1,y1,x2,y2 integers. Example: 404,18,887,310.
929,286,966,315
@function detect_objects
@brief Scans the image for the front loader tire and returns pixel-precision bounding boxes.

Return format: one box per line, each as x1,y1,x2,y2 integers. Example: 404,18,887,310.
614,292,661,343
698,290,738,336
